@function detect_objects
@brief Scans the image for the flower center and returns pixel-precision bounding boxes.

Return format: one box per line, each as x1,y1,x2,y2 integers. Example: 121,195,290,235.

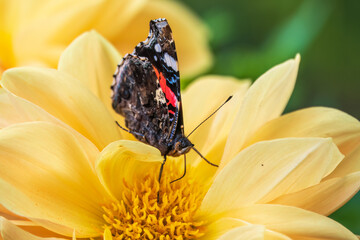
102,164,205,239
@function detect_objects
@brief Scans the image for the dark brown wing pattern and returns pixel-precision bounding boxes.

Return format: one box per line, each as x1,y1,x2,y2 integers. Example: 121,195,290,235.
111,54,171,155
134,18,182,141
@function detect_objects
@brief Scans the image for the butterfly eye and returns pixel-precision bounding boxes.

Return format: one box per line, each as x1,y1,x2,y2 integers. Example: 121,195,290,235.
172,142,181,151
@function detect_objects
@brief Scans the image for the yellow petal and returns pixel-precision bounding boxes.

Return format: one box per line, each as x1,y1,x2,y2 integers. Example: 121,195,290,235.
0,122,109,237
0,0,26,69
221,55,300,168
92,0,145,40
13,0,108,67
270,172,360,216
0,217,67,240
96,140,163,200
181,77,250,182
183,76,250,136
200,96,258,182
103,227,113,240
58,31,121,111
57,30,132,140
1,67,121,150
217,225,265,240
222,204,357,240
0,89,21,128
200,217,248,240
0,0,58,29
0,88,100,169
199,138,342,215
0,65,4,78
246,107,360,156
0,27,14,69
202,217,289,240
11,220,65,239
183,76,250,166
326,146,360,179
0,205,24,222
72,229,76,240
264,230,292,240
0,88,55,128
113,0,213,77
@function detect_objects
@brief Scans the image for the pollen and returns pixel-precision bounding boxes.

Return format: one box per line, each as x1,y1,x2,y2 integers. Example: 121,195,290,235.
102,164,205,239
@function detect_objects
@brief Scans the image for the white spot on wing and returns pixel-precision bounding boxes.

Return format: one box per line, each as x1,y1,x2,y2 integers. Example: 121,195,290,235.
155,87,166,105
163,52,178,72
154,43,161,53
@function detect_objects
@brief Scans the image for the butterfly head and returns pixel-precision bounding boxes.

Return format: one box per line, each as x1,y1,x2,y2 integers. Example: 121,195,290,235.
168,136,193,157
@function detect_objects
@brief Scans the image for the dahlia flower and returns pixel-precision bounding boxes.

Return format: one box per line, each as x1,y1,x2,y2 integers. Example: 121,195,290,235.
0,31,359,239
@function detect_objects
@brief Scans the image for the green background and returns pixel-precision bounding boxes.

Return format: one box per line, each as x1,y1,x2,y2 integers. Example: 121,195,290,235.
180,0,360,234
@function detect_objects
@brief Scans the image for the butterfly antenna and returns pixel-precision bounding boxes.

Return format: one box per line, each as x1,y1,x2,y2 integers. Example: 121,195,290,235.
187,96,232,138
192,146,218,167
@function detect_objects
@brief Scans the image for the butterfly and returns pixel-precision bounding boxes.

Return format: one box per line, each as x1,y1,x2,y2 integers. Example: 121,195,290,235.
111,18,227,185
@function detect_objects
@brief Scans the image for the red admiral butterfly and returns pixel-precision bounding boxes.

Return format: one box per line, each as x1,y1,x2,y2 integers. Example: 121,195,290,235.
111,18,230,185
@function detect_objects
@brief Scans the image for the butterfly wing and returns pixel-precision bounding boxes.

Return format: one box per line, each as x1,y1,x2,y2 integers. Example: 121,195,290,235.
134,18,183,140
111,54,171,155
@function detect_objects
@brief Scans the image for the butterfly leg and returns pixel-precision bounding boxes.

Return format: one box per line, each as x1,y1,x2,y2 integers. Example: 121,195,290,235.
115,121,145,138
157,155,167,203
170,154,186,184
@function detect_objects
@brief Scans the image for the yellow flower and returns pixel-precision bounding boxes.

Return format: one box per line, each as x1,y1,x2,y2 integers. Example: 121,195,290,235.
0,0,212,78
0,31,359,239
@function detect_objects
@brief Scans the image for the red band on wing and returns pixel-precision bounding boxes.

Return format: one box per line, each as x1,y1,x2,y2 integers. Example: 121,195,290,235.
153,66,177,108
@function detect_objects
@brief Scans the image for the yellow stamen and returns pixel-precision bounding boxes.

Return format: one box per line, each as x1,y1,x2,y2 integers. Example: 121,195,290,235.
102,164,205,239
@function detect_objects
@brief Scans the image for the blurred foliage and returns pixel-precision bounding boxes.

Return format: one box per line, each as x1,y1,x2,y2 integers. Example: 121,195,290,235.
181,0,360,233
